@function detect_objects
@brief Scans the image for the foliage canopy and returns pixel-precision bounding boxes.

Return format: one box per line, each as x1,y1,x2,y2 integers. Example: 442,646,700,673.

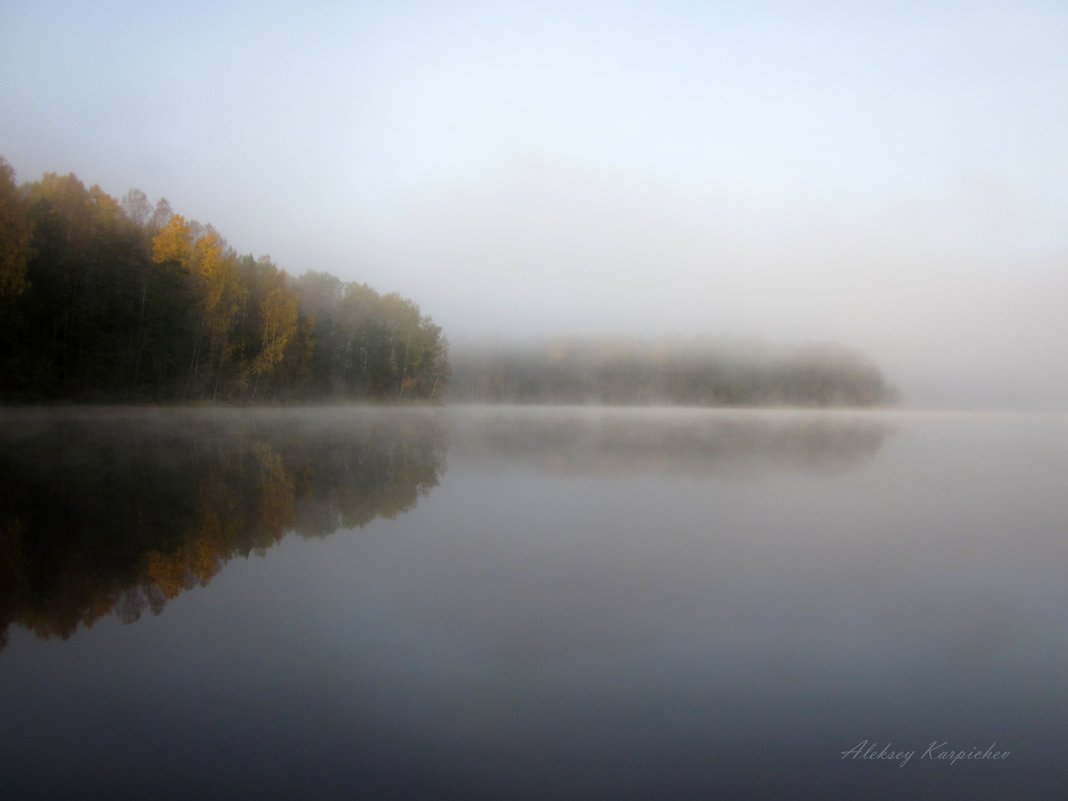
0,160,450,402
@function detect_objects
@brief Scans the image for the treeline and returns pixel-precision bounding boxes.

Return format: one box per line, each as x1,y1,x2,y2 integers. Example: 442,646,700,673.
0,157,450,402
448,337,899,406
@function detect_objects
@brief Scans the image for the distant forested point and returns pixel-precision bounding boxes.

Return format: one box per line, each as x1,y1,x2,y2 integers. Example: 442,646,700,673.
0,156,450,402
448,338,899,407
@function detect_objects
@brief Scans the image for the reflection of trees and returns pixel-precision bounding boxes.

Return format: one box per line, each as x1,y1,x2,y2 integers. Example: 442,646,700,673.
0,408,445,648
448,407,890,477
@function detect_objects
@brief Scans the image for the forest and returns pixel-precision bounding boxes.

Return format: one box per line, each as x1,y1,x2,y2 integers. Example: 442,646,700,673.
1,155,898,408
0,157,450,402
448,338,899,406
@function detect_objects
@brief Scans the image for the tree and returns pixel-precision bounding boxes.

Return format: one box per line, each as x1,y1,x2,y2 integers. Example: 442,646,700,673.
153,216,244,397
152,213,193,265
0,157,31,300
0,156,451,403
121,188,151,227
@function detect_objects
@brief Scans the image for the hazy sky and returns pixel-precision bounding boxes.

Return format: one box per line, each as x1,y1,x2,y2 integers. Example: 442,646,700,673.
2,0,1067,406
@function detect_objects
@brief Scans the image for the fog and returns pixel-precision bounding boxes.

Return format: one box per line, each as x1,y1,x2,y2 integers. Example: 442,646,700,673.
2,1,1066,408
353,162,1068,407
5,405,1067,798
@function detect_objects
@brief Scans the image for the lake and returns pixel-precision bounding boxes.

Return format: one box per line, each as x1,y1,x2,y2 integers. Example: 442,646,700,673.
1,405,1066,800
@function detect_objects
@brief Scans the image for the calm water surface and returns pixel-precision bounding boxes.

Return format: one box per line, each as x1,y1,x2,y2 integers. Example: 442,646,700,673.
1,406,1066,800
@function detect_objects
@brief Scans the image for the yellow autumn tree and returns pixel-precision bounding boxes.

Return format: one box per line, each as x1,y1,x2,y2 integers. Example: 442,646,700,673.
153,216,243,394
252,284,298,378
152,213,193,266
192,229,242,381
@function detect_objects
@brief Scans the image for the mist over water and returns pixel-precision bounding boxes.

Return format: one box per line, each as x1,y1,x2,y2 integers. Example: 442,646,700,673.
2,406,1066,799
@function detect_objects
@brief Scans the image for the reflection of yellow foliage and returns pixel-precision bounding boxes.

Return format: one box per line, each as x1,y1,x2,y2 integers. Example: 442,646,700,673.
145,539,222,598
1,411,446,647
141,439,295,602
83,591,118,630
191,537,221,585
146,550,188,600
251,442,295,535
195,500,223,544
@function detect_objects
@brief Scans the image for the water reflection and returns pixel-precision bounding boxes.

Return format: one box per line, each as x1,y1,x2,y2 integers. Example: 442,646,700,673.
0,407,446,647
3,408,1066,799
0,406,892,649
448,406,891,476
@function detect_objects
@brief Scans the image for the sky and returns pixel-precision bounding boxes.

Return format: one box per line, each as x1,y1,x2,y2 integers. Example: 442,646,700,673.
2,0,1067,407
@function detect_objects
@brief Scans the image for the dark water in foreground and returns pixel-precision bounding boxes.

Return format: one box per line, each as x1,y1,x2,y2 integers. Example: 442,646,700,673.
1,406,1066,800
